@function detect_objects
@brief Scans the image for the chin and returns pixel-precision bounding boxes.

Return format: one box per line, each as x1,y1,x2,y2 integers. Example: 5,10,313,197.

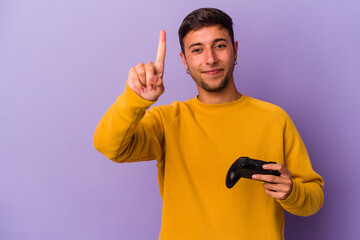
200,78,229,93
203,85,226,93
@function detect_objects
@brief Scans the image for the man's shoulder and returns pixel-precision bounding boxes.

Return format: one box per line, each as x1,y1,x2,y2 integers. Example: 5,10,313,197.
247,96,284,111
245,96,290,121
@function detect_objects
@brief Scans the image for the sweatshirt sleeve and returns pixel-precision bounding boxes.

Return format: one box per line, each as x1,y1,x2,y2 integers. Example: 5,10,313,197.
93,84,165,163
277,113,324,216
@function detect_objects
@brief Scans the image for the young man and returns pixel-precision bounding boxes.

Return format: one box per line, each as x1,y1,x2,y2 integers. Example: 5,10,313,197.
94,8,324,240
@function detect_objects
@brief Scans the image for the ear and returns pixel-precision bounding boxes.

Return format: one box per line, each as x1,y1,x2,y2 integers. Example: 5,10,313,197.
233,41,238,61
233,41,238,60
180,52,189,70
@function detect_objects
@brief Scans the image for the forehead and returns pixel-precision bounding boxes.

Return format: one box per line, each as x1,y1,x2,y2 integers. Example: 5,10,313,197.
183,25,231,47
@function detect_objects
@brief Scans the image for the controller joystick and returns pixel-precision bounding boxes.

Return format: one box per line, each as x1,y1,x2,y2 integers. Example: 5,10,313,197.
225,157,281,188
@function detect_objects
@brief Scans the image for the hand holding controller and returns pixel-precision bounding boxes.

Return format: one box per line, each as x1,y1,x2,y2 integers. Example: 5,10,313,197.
225,157,281,188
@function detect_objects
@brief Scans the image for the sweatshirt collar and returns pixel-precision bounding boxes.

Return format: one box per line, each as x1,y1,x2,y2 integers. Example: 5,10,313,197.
190,94,249,114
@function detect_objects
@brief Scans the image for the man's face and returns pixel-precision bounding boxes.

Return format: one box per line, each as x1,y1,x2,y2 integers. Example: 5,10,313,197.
180,25,238,93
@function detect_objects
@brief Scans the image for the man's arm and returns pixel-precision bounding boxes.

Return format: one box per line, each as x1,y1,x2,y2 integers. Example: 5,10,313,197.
93,31,166,162
253,113,324,216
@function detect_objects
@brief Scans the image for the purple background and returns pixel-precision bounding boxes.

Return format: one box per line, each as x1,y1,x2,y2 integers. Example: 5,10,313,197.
1,0,359,239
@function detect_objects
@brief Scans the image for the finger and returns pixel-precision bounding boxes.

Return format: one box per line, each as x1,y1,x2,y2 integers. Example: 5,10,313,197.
264,189,289,200
145,61,156,91
263,182,291,193
128,67,144,94
155,30,166,74
262,163,282,171
252,174,281,183
264,181,292,200
263,163,291,176
134,63,147,85
153,74,163,87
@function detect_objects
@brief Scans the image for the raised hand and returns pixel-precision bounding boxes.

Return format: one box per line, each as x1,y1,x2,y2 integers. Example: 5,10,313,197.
127,30,166,101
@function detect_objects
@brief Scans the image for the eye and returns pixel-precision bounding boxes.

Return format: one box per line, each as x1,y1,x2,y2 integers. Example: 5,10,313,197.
215,44,226,49
192,48,202,53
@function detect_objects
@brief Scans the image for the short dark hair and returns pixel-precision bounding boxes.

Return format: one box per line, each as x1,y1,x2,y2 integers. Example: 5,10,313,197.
178,8,234,54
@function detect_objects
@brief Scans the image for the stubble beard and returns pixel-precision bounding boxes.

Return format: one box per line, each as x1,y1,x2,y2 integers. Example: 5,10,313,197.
189,62,235,93
198,75,230,92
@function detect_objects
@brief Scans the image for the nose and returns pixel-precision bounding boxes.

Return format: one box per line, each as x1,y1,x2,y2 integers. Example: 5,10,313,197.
205,49,218,65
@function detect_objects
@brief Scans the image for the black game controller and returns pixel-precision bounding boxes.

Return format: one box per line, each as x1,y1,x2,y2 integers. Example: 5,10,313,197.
226,157,281,188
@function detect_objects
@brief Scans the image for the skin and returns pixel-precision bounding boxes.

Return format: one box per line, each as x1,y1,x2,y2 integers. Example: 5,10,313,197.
180,25,241,104
126,26,293,200
127,30,166,102
253,164,293,200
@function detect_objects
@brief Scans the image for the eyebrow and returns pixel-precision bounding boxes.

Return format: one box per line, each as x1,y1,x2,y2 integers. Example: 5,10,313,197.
188,38,229,49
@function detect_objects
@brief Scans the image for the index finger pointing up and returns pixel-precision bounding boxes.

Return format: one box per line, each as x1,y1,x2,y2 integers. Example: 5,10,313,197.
155,30,166,70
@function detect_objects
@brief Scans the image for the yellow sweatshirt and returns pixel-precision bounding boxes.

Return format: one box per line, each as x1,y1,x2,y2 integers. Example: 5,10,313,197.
94,85,324,240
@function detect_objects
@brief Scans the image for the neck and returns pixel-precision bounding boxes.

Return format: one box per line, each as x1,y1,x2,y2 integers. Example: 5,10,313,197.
197,80,241,104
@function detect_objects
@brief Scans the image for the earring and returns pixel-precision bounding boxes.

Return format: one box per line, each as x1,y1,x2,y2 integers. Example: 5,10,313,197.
234,60,237,65
186,70,190,74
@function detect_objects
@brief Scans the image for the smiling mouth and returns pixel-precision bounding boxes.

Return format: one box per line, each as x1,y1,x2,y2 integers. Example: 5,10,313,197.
202,69,223,75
